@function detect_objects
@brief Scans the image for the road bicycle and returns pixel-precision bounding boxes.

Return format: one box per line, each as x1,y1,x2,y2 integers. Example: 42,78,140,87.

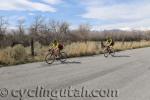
103,46,115,57
45,49,67,64
101,41,115,57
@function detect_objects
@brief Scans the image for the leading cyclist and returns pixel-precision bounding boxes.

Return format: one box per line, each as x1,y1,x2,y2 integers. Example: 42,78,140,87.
49,40,64,56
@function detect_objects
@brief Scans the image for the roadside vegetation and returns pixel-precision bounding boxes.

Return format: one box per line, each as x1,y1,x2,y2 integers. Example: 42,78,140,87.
0,16,150,66
0,41,150,66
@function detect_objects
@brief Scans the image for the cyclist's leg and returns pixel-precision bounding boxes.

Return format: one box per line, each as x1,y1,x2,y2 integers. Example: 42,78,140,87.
52,48,57,56
109,46,113,52
51,48,55,54
107,46,110,51
58,48,61,57
55,48,60,57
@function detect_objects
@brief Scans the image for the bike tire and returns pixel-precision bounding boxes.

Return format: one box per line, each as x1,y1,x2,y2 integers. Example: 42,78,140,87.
45,53,55,64
59,52,67,63
103,49,109,57
110,48,115,57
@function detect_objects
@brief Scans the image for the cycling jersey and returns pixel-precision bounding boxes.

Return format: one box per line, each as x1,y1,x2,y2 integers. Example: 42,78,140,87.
51,43,59,49
106,39,112,45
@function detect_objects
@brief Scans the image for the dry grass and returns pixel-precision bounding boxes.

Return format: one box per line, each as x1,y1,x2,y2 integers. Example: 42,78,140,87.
0,47,15,65
0,45,28,65
64,41,150,57
0,41,150,66
64,41,100,57
114,41,150,51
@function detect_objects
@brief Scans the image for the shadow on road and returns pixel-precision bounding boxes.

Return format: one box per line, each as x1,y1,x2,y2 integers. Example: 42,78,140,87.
40,60,81,67
113,55,130,57
39,63,59,67
63,61,81,64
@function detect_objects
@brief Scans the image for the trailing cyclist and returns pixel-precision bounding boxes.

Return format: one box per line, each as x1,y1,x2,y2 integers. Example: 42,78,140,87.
106,36,115,48
102,36,115,57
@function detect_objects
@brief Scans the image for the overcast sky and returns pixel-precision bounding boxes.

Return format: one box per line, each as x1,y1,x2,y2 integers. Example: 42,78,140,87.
0,0,150,30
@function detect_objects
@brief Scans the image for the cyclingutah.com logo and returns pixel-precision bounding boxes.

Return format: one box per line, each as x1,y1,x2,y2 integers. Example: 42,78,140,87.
0,86,119,100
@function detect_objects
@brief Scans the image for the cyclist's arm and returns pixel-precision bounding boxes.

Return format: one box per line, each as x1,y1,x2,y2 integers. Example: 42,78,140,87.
49,43,54,50
109,39,113,46
105,40,110,46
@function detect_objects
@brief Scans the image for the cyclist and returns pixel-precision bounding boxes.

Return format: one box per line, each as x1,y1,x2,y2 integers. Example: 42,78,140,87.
104,36,114,53
49,40,63,56
103,37,115,57
106,36,114,47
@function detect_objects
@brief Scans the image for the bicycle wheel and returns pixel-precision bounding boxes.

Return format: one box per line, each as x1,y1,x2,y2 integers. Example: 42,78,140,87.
45,53,55,64
104,49,109,57
59,52,67,63
110,48,115,57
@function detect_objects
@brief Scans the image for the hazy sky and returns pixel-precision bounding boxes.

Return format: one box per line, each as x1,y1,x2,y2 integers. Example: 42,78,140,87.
0,0,150,30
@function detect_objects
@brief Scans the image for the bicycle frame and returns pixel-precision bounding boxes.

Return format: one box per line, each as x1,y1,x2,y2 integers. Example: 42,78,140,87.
45,49,67,64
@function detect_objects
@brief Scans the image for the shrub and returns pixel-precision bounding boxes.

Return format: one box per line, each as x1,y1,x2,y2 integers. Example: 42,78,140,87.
11,44,27,62
0,47,14,65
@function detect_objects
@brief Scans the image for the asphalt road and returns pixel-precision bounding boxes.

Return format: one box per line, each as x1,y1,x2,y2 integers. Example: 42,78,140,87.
0,47,150,100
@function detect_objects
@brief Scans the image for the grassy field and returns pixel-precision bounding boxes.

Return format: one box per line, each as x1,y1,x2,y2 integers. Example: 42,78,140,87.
0,41,150,66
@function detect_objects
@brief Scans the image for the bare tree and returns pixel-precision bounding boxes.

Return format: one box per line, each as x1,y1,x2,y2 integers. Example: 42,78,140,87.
17,19,25,34
59,22,69,34
47,20,70,42
48,20,60,33
78,23,91,41
0,16,8,34
58,22,70,41
0,16,8,48
31,16,44,34
29,16,45,56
